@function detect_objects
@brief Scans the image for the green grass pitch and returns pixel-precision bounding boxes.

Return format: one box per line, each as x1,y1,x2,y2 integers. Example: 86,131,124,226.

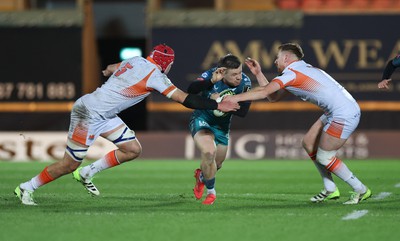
1,160,399,241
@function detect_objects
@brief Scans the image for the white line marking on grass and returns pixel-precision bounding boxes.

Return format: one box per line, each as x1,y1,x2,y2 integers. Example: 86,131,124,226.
342,210,368,220
395,183,400,188
372,192,392,200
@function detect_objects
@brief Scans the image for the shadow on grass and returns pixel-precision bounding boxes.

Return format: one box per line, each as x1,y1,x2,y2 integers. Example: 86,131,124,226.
3,189,399,215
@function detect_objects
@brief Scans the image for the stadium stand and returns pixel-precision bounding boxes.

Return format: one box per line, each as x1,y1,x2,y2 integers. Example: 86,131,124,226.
347,0,369,9
277,0,302,9
322,0,347,10
147,0,400,11
7,0,399,12
300,0,324,10
370,0,392,9
296,0,400,11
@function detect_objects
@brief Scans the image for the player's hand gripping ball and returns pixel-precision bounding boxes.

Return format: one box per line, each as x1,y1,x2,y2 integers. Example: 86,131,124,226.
213,89,235,117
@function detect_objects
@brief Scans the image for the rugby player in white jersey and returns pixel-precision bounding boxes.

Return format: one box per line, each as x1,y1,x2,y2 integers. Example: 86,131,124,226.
225,43,372,205
14,44,239,205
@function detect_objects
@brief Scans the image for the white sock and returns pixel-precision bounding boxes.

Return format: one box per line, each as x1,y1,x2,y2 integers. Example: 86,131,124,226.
80,160,107,179
314,162,337,192
20,177,39,192
80,151,120,179
207,188,216,195
345,175,367,193
328,159,366,193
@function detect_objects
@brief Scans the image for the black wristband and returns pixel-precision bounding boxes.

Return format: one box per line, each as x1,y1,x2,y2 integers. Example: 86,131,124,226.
182,94,218,110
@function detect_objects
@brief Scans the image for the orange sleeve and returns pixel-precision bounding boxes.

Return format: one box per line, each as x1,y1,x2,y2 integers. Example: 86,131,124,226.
271,78,285,89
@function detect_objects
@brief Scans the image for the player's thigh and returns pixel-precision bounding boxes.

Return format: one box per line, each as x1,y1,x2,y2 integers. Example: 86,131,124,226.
303,117,324,151
319,112,359,151
318,132,347,151
193,129,216,153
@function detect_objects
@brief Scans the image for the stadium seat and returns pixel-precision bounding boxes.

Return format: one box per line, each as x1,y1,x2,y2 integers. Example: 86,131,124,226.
324,0,347,10
277,0,301,10
391,0,400,10
370,0,395,10
347,0,369,9
301,0,324,10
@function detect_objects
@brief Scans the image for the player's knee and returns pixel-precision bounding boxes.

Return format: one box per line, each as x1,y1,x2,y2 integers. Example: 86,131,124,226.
130,143,142,157
315,147,337,166
107,125,136,145
202,150,216,162
66,139,88,162
301,138,313,153
119,141,142,159
58,156,81,174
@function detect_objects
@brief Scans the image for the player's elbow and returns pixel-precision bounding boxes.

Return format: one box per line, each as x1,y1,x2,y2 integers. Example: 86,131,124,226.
267,98,278,103
267,89,286,102
267,95,280,102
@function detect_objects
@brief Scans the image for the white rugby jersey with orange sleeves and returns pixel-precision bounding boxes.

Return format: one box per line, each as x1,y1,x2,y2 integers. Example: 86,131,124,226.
272,60,359,117
81,56,177,120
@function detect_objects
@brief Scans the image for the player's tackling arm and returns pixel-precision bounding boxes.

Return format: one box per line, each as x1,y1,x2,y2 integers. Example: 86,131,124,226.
378,79,392,89
225,81,281,103
378,56,400,89
245,58,287,102
245,57,267,86
102,63,121,77
170,88,239,112
187,67,226,94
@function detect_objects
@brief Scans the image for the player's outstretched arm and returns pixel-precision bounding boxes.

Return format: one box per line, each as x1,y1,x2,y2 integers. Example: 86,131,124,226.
245,57,287,102
379,57,399,87
378,79,392,89
102,63,121,77
225,81,281,104
187,68,225,94
170,88,239,112
245,57,268,86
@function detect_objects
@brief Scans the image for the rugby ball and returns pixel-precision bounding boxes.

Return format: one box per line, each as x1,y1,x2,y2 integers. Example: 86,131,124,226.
213,89,235,117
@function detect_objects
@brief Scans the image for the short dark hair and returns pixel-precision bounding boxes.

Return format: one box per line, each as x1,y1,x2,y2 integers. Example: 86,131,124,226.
217,54,241,69
278,43,304,59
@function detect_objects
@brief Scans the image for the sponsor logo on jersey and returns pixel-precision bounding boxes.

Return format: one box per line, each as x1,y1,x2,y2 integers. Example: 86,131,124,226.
198,120,209,127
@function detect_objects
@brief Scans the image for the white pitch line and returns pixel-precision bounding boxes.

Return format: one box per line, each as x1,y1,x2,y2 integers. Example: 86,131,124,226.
395,183,400,188
372,192,392,200
342,210,369,220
